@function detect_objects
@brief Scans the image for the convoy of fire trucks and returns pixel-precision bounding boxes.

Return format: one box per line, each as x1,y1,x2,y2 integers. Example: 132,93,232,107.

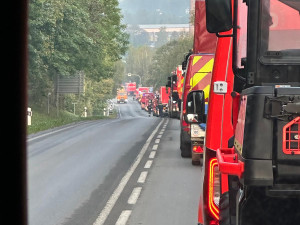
115,0,300,224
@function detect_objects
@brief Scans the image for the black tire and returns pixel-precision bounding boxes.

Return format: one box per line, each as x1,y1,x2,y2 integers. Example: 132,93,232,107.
219,192,231,225
199,156,203,166
192,160,200,165
180,144,191,158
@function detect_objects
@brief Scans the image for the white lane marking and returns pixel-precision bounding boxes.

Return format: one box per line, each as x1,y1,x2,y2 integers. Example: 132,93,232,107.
28,118,121,142
144,160,153,169
149,151,156,159
137,171,148,183
115,210,132,225
155,139,160,144
159,132,163,135
152,144,158,150
27,126,73,141
161,129,165,132
118,106,122,119
157,134,162,139
128,187,142,205
93,119,164,225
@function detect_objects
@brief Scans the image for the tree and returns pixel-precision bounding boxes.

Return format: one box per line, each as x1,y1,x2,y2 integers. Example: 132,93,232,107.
28,0,129,114
124,46,155,85
145,35,193,90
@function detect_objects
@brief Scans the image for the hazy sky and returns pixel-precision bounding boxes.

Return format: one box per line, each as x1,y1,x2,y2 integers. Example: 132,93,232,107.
119,0,190,24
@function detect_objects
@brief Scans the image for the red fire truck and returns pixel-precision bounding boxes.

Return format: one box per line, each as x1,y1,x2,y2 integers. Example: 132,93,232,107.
193,0,300,224
166,66,183,118
136,87,149,103
126,82,136,96
153,86,170,117
140,92,153,110
182,6,235,225
180,0,217,164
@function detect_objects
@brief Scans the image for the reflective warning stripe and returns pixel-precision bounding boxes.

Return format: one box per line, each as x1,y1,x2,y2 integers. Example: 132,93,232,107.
203,85,210,100
189,58,214,90
193,56,202,66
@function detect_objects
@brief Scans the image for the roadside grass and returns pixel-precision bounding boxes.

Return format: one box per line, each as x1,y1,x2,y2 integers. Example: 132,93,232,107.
27,109,118,135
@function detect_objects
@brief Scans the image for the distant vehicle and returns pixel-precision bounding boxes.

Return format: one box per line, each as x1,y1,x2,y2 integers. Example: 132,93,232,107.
126,82,136,96
144,93,155,112
166,68,182,119
117,89,128,104
140,92,154,110
153,86,170,117
136,87,150,103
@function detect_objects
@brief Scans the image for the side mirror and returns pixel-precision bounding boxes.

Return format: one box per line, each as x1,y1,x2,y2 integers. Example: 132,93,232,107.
172,74,177,84
166,77,171,88
184,90,205,124
206,0,233,33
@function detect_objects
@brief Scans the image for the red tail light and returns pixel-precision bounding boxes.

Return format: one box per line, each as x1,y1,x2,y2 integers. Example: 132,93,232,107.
283,116,300,154
193,145,203,153
208,158,220,221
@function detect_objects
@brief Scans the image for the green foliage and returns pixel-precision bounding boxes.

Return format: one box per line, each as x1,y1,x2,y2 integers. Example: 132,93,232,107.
145,35,193,89
124,46,155,84
27,107,117,135
28,0,129,115
122,35,192,91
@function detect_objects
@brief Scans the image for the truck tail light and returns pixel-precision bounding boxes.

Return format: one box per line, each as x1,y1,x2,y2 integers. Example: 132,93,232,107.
193,145,203,153
283,116,300,154
208,158,220,220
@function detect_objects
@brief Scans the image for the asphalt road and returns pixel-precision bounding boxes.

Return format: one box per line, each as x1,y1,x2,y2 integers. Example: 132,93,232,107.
27,99,203,225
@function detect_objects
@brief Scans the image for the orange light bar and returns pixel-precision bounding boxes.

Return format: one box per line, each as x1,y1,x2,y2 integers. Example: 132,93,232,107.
208,158,219,220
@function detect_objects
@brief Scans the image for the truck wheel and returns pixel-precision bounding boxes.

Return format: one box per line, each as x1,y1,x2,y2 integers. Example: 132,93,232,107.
220,192,230,225
192,160,200,165
180,144,191,158
192,158,203,166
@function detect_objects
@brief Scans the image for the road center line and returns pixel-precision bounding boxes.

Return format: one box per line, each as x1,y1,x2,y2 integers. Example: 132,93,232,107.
93,119,164,225
115,210,132,225
159,132,163,135
144,160,153,169
152,144,158,150
157,134,162,139
155,139,160,144
149,151,156,159
128,187,142,205
137,171,148,183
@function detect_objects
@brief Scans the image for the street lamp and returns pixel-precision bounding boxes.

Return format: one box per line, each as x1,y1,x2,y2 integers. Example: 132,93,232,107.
128,73,142,87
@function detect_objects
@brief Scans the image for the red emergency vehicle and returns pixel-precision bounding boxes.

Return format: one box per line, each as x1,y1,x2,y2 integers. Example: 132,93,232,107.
166,67,182,118
197,34,234,225
136,87,149,103
153,86,170,117
126,82,136,96
144,92,155,112
180,0,217,163
140,92,153,110
197,0,300,224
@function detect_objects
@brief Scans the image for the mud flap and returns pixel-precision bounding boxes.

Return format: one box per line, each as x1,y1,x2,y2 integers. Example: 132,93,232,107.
220,192,230,225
